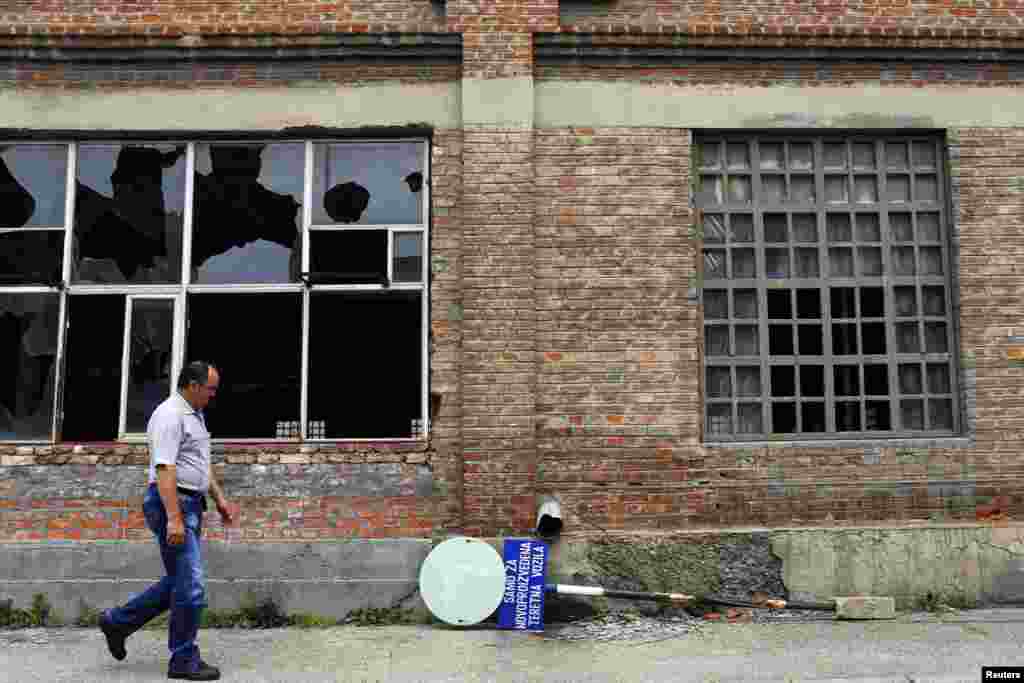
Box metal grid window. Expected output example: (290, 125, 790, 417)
(0, 138, 430, 443)
(695, 134, 958, 441)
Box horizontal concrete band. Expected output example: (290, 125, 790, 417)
(0, 463, 432, 499)
(4, 80, 1024, 130)
(0, 540, 432, 582)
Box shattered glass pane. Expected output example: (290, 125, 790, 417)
(74, 144, 187, 284)
(313, 142, 424, 225)
(703, 214, 728, 242)
(192, 143, 303, 284)
(703, 249, 727, 279)
(125, 299, 174, 434)
(0, 293, 59, 439)
(0, 145, 67, 228)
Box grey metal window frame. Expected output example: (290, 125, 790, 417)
(695, 132, 960, 443)
(0, 138, 431, 444)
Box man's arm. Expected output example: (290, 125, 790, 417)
(208, 468, 235, 525)
(155, 464, 185, 545)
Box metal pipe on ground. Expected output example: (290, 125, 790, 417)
(544, 584, 836, 611)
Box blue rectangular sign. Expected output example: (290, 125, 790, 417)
(497, 539, 548, 631)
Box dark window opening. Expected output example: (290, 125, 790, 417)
(833, 323, 858, 355)
(770, 366, 795, 397)
(835, 401, 861, 431)
(74, 144, 186, 284)
(0, 231, 63, 285)
(866, 400, 891, 430)
(798, 325, 823, 355)
(186, 293, 301, 439)
(61, 295, 125, 442)
(767, 290, 792, 319)
(802, 402, 826, 432)
(860, 287, 884, 317)
(800, 365, 825, 397)
(309, 230, 388, 284)
(308, 291, 422, 438)
(0, 293, 59, 439)
(192, 143, 303, 284)
(769, 325, 793, 355)
(862, 322, 887, 354)
(796, 289, 821, 319)
(772, 402, 797, 433)
(831, 287, 856, 319)
(864, 364, 889, 396)
(835, 365, 860, 396)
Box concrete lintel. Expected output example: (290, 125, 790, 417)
(0, 82, 461, 131)
(536, 81, 1024, 129)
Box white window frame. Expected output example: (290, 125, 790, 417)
(0, 137, 431, 444)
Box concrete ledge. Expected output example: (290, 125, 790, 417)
(834, 596, 896, 620)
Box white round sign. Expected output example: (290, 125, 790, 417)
(418, 537, 506, 626)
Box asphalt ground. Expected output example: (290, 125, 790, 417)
(2, 608, 1023, 682)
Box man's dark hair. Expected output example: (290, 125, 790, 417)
(177, 361, 217, 390)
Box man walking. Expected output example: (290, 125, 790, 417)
(99, 361, 234, 681)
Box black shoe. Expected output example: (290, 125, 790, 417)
(167, 659, 221, 681)
(99, 613, 127, 661)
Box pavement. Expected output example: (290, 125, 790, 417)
(2, 608, 1023, 682)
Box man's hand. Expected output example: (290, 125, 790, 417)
(166, 516, 186, 546)
(216, 499, 237, 526)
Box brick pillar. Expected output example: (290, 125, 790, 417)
(448, 0, 558, 536)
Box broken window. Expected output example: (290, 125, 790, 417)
(698, 135, 957, 439)
(0, 294, 59, 439)
(74, 144, 186, 284)
(308, 291, 422, 438)
(186, 294, 301, 439)
(192, 143, 303, 284)
(0, 137, 429, 444)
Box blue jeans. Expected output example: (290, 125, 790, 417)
(106, 484, 208, 669)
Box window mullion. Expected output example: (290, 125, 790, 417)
(300, 140, 314, 441)
(118, 296, 133, 439)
